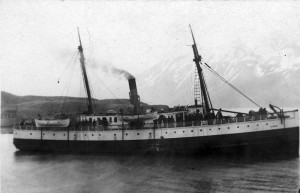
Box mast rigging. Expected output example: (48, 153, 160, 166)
(77, 27, 94, 114)
(189, 25, 213, 116)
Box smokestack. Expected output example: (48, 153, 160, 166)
(128, 78, 141, 115)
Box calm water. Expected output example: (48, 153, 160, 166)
(1, 133, 300, 193)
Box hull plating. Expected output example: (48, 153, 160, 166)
(13, 127, 299, 156)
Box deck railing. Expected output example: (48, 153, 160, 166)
(15, 112, 295, 132)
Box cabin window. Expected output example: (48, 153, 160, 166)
(126, 133, 128, 136)
(174, 131, 176, 133)
(218, 128, 220, 130)
(92, 134, 94, 136)
(109, 117, 112, 123)
(137, 133, 140, 135)
(53, 134, 55, 136)
(149, 132, 151, 135)
(247, 125, 249, 127)
(237, 126, 239, 128)
(114, 117, 117, 122)
(114, 134, 116, 136)
(209, 129, 211, 131)
(64, 134, 66, 136)
(166, 132, 168, 134)
(30, 133, 32, 135)
(200, 129, 202, 132)
(191, 130, 193, 132)
(89, 118, 92, 122)
(183, 131, 185, 133)
(228, 127, 230, 129)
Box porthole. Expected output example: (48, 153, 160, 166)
(53, 134, 55, 136)
(166, 132, 168, 134)
(137, 133, 140, 135)
(237, 126, 239, 128)
(92, 134, 94, 136)
(218, 128, 220, 130)
(114, 134, 116, 136)
(266, 123, 268, 125)
(247, 125, 249, 127)
(126, 133, 128, 136)
(200, 129, 202, 132)
(149, 132, 151, 135)
(84, 134, 87, 136)
(30, 133, 32, 135)
(191, 130, 193, 132)
(183, 131, 185, 133)
(228, 127, 230, 129)
(74, 134, 76, 136)
(64, 134, 66, 136)
(43, 133, 45, 135)
(174, 131, 176, 133)
(99, 134, 101, 136)
(257, 124, 259, 126)
(209, 129, 211, 131)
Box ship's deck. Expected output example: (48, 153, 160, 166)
(15, 111, 297, 132)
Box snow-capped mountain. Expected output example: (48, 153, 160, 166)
(136, 43, 300, 108)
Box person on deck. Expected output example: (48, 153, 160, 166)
(102, 118, 108, 129)
(158, 116, 162, 128)
(153, 119, 158, 129)
(167, 116, 171, 128)
(163, 116, 167, 128)
(217, 109, 223, 124)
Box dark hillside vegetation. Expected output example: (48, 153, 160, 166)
(1, 91, 168, 119)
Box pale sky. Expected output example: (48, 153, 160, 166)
(1, 1, 300, 104)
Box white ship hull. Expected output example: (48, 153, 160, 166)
(13, 110, 299, 156)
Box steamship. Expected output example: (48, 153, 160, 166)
(13, 27, 299, 156)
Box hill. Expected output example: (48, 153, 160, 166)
(1, 91, 168, 119)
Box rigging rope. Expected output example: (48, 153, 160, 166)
(57, 51, 78, 83)
(79, 67, 85, 113)
(80, 65, 90, 111)
(201, 61, 261, 108)
(61, 62, 76, 112)
(55, 52, 79, 113)
(87, 28, 94, 62)
(86, 65, 130, 111)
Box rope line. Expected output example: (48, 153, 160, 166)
(57, 50, 78, 83)
(201, 62, 261, 108)
(55, 52, 79, 113)
(86, 64, 129, 110)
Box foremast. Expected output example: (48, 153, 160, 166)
(77, 28, 94, 114)
(189, 25, 213, 116)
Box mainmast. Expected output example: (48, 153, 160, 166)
(77, 27, 94, 114)
(189, 25, 213, 116)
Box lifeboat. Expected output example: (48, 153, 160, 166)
(118, 111, 158, 122)
(35, 119, 70, 127)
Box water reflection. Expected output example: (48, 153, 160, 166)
(2, 134, 300, 193)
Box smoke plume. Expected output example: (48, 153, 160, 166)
(111, 67, 134, 80)
(88, 58, 135, 80)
